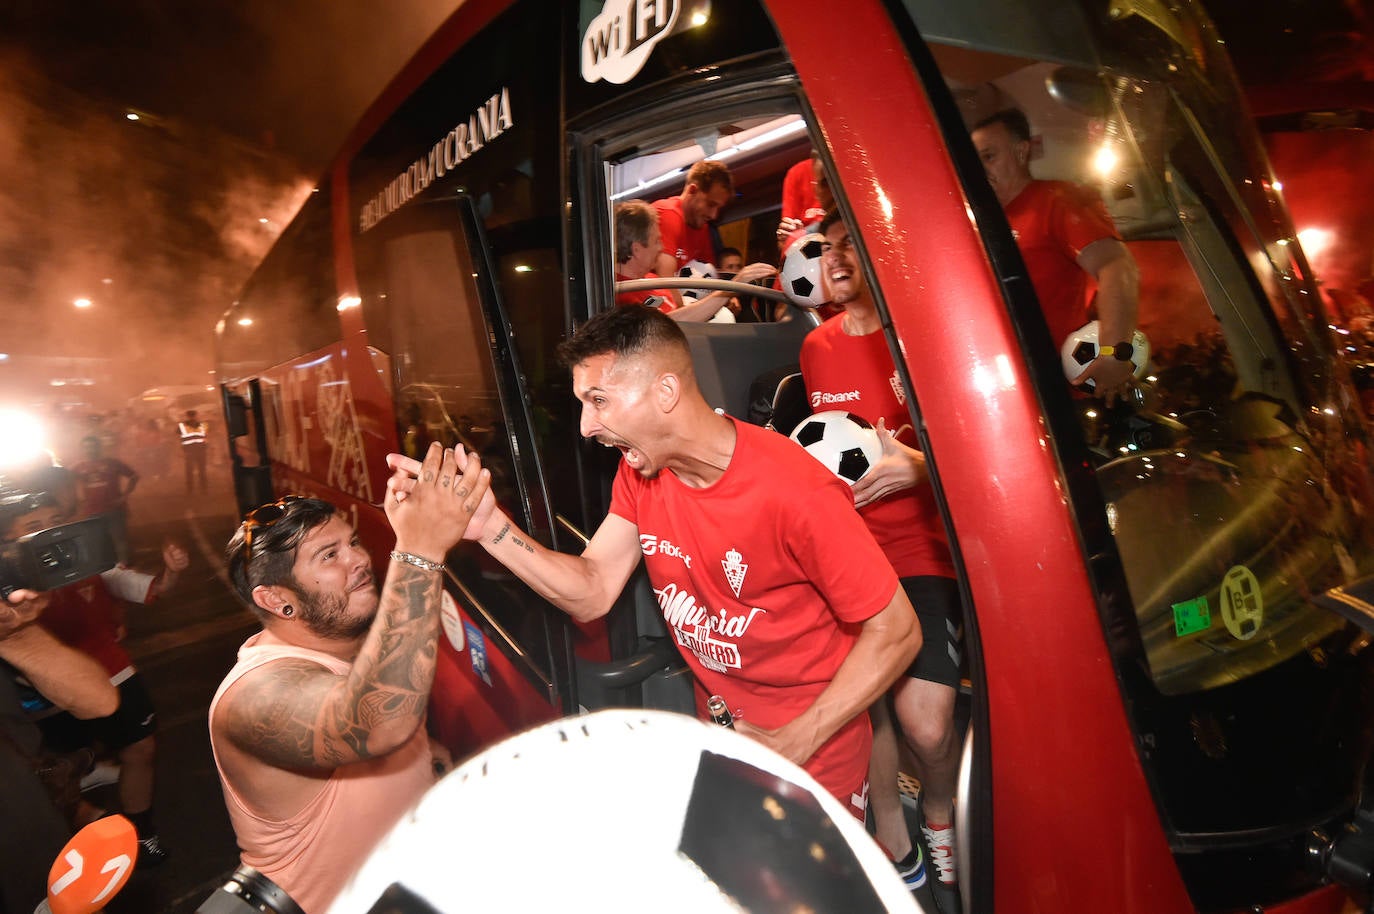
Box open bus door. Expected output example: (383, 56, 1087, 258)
(222, 379, 272, 519)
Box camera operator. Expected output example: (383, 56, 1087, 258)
(0, 582, 120, 914)
(3, 493, 188, 867)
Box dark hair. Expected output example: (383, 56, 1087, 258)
(718, 246, 742, 263)
(818, 207, 844, 237)
(685, 160, 733, 195)
(614, 200, 657, 264)
(971, 108, 1031, 144)
(557, 306, 689, 370)
(225, 496, 336, 613)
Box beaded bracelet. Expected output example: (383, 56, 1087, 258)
(390, 550, 446, 573)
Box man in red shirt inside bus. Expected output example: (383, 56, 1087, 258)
(388, 307, 921, 821)
(652, 160, 733, 276)
(618, 199, 776, 323)
(971, 108, 1140, 405)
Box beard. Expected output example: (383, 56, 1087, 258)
(295, 580, 376, 640)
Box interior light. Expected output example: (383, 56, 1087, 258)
(237, 317, 254, 327)
(73, 298, 92, 309)
(1272, 180, 1283, 191)
(690, 10, 709, 26)
(337, 295, 362, 312)
(125, 112, 139, 121)
(514, 264, 532, 273)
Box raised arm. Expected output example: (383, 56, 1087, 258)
(218, 445, 490, 771)
(479, 508, 642, 622)
(385, 451, 642, 623)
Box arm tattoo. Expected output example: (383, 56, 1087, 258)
(509, 532, 536, 554)
(226, 563, 442, 770)
(491, 522, 510, 545)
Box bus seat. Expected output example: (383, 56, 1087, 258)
(679, 317, 812, 420)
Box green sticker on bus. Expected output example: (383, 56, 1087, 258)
(1173, 596, 1211, 637)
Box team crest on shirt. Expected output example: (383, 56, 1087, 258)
(722, 547, 748, 597)
(888, 369, 906, 405)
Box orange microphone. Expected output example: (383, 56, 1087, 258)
(41, 815, 138, 914)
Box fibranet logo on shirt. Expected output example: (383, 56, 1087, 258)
(810, 389, 862, 409)
(640, 533, 693, 568)
(655, 581, 767, 674)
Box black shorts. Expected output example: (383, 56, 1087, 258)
(38, 673, 158, 753)
(899, 576, 963, 688)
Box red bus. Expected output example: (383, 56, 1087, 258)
(215, 1, 1374, 910)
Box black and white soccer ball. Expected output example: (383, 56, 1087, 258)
(789, 410, 882, 485)
(676, 259, 717, 302)
(779, 233, 829, 309)
(1060, 321, 1151, 390)
(325, 710, 916, 913)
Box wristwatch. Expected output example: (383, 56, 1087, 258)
(1097, 341, 1134, 361)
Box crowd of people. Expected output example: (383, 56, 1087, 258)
(0, 403, 225, 912)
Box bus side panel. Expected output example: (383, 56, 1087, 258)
(766, 2, 1193, 910)
(429, 635, 561, 764)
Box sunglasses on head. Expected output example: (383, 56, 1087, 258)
(241, 495, 307, 552)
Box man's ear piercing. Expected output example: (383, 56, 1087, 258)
(283, 606, 294, 617)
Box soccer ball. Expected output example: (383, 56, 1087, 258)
(779, 233, 829, 308)
(676, 259, 717, 302)
(789, 410, 882, 485)
(1060, 321, 1151, 390)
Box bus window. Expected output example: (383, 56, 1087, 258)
(913, 9, 1374, 905)
(218, 186, 337, 379)
(353, 198, 558, 673)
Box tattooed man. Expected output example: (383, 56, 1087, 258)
(211, 444, 489, 914)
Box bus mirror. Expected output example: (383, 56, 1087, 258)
(1044, 67, 1108, 118)
(226, 395, 249, 438)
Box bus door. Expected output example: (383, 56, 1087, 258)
(221, 378, 272, 518)
(862, 0, 1374, 909)
(350, 185, 586, 756)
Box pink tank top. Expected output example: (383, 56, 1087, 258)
(209, 633, 434, 914)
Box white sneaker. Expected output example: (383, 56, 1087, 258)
(80, 761, 121, 792)
(921, 821, 957, 887)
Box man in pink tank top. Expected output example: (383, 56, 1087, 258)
(210, 444, 490, 914)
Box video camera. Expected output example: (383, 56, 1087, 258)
(0, 471, 116, 599)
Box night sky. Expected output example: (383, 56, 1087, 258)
(0, 0, 461, 402)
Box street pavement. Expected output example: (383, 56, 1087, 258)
(89, 470, 256, 913)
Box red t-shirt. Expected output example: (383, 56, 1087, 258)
(608, 419, 898, 813)
(652, 196, 714, 271)
(1004, 179, 1120, 347)
(41, 572, 153, 677)
(614, 272, 676, 314)
(782, 158, 822, 223)
(71, 457, 136, 516)
(801, 320, 954, 580)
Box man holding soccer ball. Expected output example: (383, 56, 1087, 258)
(386, 306, 920, 821)
(970, 108, 1141, 405)
(800, 209, 964, 899)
